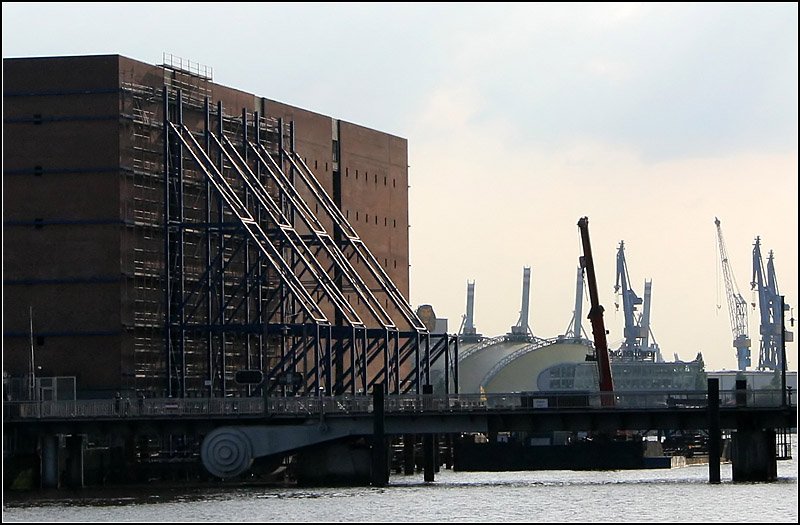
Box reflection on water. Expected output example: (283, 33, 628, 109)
(4, 441, 797, 523)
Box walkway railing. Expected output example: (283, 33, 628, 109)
(3, 389, 794, 420)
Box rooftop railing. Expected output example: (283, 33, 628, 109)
(3, 389, 794, 420)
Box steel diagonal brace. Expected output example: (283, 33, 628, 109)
(248, 143, 395, 328)
(167, 122, 327, 324)
(249, 142, 396, 329)
(213, 133, 364, 328)
(284, 150, 428, 333)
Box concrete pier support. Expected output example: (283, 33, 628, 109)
(65, 434, 85, 489)
(434, 433, 440, 473)
(40, 434, 59, 489)
(707, 378, 721, 484)
(731, 429, 777, 482)
(403, 434, 415, 475)
(423, 433, 435, 482)
(371, 383, 389, 487)
(294, 441, 372, 485)
(423, 384, 435, 482)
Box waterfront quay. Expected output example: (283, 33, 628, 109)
(3, 387, 796, 489)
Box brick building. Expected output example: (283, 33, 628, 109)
(3, 54, 425, 399)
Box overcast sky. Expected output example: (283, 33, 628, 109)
(3, 2, 797, 372)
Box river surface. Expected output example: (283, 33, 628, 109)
(3, 441, 797, 523)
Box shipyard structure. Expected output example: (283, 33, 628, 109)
(440, 254, 706, 398)
(445, 236, 794, 398)
(3, 54, 439, 402)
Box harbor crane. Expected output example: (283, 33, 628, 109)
(577, 217, 614, 401)
(614, 241, 662, 362)
(714, 217, 751, 371)
(751, 237, 793, 371)
(508, 266, 534, 341)
(562, 262, 590, 342)
(458, 280, 482, 343)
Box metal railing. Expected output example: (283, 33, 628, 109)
(3, 389, 794, 420)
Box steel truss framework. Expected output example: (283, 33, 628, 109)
(162, 87, 456, 398)
(751, 237, 783, 371)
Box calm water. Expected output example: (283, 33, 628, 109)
(3, 441, 797, 523)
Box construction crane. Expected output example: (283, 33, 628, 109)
(577, 217, 614, 400)
(714, 217, 751, 371)
(751, 237, 791, 371)
(614, 241, 662, 362)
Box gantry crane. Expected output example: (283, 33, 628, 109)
(714, 217, 751, 371)
(508, 266, 534, 341)
(458, 280, 482, 343)
(751, 237, 785, 371)
(614, 241, 662, 362)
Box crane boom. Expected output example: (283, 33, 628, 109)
(714, 217, 751, 371)
(577, 217, 614, 399)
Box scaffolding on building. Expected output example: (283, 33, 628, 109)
(120, 74, 452, 399)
